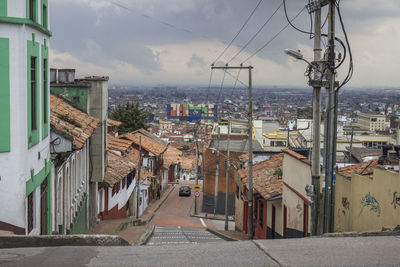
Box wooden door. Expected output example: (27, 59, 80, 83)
(40, 178, 48, 235)
(271, 205, 276, 239)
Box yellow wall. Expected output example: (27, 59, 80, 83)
(335, 167, 400, 232)
(235, 188, 244, 231)
(266, 199, 283, 237)
(282, 154, 312, 235)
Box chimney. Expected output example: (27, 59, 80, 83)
(50, 68, 57, 83)
(58, 69, 75, 83)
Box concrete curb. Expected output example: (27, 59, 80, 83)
(191, 213, 235, 222)
(319, 230, 400, 238)
(206, 228, 237, 241)
(0, 235, 130, 249)
(135, 225, 155, 246)
(252, 240, 282, 266)
(117, 184, 176, 232)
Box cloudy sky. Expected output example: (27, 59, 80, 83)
(50, 0, 400, 88)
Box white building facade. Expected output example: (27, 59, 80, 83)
(0, 0, 52, 235)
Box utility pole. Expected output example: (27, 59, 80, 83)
(136, 136, 142, 219)
(323, 0, 337, 233)
(194, 125, 199, 215)
(213, 127, 220, 216)
(310, 5, 322, 236)
(212, 64, 253, 239)
(225, 120, 231, 230)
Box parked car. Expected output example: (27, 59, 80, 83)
(179, 186, 191, 196)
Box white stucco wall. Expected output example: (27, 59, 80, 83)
(0, 10, 51, 233)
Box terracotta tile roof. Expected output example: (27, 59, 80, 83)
(239, 153, 284, 200)
(50, 94, 99, 149)
(163, 146, 183, 169)
(238, 153, 250, 162)
(104, 151, 136, 187)
(120, 132, 167, 156)
(125, 148, 140, 166)
(107, 134, 132, 153)
(107, 118, 122, 127)
(180, 156, 195, 170)
(282, 149, 307, 160)
(123, 148, 153, 183)
(339, 159, 378, 177)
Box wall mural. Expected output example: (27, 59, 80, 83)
(359, 193, 381, 216)
(391, 192, 400, 209)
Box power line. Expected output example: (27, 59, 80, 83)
(242, 6, 306, 64)
(216, 69, 227, 104)
(227, 1, 284, 64)
(204, 68, 215, 105)
(213, 0, 264, 64)
(283, 0, 313, 36)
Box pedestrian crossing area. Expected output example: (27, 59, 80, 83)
(146, 226, 224, 246)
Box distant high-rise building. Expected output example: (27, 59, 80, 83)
(357, 113, 388, 132)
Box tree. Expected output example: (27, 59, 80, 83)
(297, 106, 313, 119)
(109, 102, 149, 134)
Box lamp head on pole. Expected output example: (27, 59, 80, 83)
(284, 49, 304, 60)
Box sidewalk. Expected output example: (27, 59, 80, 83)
(191, 184, 246, 241)
(90, 184, 176, 244)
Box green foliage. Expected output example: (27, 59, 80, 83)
(109, 102, 149, 134)
(57, 113, 82, 128)
(274, 168, 283, 179)
(297, 106, 313, 119)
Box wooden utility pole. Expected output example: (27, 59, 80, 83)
(136, 136, 142, 219)
(224, 121, 231, 230)
(212, 65, 253, 239)
(194, 124, 200, 215)
(213, 127, 220, 216)
(311, 4, 322, 236)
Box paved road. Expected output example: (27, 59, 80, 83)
(150, 180, 208, 229)
(2, 236, 400, 266)
(147, 226, 223, 246)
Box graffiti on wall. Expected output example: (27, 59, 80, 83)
(359, 193, 380, 216)
(391, 192, 400, 209)
(341, 197, 350, 215)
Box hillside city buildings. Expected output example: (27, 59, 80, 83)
(1, 0, 400, 241)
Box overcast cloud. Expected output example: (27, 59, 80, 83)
(49, 0, 400, 88)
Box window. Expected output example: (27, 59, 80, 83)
(29, 0, 36, 21)
(236, 186, 239, 199)
(30, 56, 37, 131)
(43, 59, 47, 124)
(42, 4, 48, 28)
(28, 192, 34, 233)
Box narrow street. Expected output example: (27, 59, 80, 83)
(147, 180, 227, 245)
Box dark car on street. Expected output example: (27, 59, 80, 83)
(179, 186, 191, 196)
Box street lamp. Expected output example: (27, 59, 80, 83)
(284, 49, 323, 74)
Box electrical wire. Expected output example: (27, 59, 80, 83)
(231, 69, 242, 97)
(283, 0, 313, 36)
(241, 6, 306, 64)
(213, 0, 264, 64)
(204, 68, 214, 105)
(335, 0, 353, 91)
(216, 70, 227, 104)
(227, 1, 283, 64)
